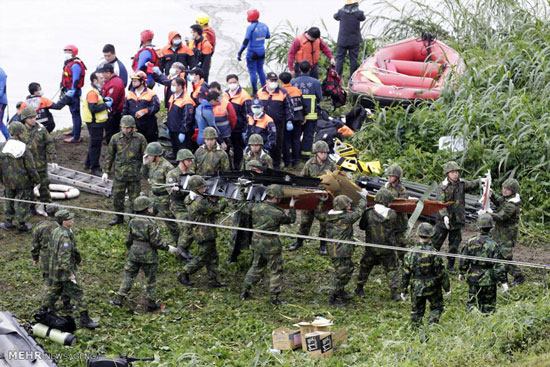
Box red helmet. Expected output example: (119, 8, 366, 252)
(140, 29, 154, 43)
(63, 44, 78, 57)
(247, 9, 260, 22)
(131, 71, 147, 82)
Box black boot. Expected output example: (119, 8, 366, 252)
(17, 222, 32, 232)
(0, 221, 15, 231)
(146, 299, 161, 312)
(391, 290, 401, 302)
(354, 284, 364, 297)
(208, 280, 228, 289)
(340, 290, 354, 300)
(109, 215, 124, 226)
(61, 299, 73, 312)
(328, 293, 346, 307)
(240, 288, 251, 300)
(270, 295, 287, 306)
(511, 275, 526, 287)
(288, 239, 303, 251)
(447, 258, 457, 274)
(177, 272, 194, 286)
(109, 295, 124, 307)
(79, 311, 99, 329)
(319, 241, 328, 256)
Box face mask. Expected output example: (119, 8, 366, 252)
(64, 53, 73, 61)
(228, 83, 239, 91)
(169, 68, 178, 76)
(268, 81, 278, 89)
(38, 91, 44, 97)
(170, 86, 177, 93)
(252, 107, 262, 116)
(173, 38, 182, 45)
(187, 74, 194, 82)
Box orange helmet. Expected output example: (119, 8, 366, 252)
(247, 9, 260, 22)
(63, 44, 78, 57)
(140, 29, 154, 43)
(131, 71, 147, 82)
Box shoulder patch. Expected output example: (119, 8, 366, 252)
(63, 242, 69, 248)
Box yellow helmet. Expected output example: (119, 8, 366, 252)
(196, 13, 210, 26)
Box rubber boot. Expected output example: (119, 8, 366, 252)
(177, 272, 194, 286)
(109, 295, 124, 307)
(354, 284, 364, 297)
(146, 299, 161, 312)
(79, 311, 99, 329)
(319, 241, 328, 256)
(446, 258, 457, 274)
(270, 294, 287, 306)
(288, 239, 303, 251)
(109, 215, 124, 226)
(328, 293, 346, 307)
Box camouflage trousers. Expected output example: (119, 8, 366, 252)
(431, 224, 462, 268)
(153, 196, 179, 244)
(500, 242, 524, 281)
(36, 169, 52, 203)
(467, 284, 497, 313)
(183, 240, 219, 283)
(244, 252, 284, 295)
(411, 290, 444, 325)
(298, 210, 327, 242)
(3, 188, 33, 223)
(357, 248, 399, 293)
(117, 260, 158, 300)
(228, 211, 252, 261)
(331, 257, 354, 296)
(172, 207, 193, 250)
(42, 280, 86, 312)
(42, 272, 70, 305)
(394, 230, 408, 263)
(112, 179, 140, 212)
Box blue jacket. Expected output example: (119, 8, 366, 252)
(195, 100, 220, 145)
(110, 58, 128, 87)
(291, 74, 322, 120)
(136, 48, 155, 86)
(0, 67, 7, 105)
(239, 21, 270, 57)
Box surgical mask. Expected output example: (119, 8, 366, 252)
(38, 91, 44, 97)
(252, 107, 262, 116)
(169, 68, 178, 76)
(64, 53, 73, 61)
(170, 86, 177, 93)
(228, 83, 239, 91)
(268, 81, 278, 89)
(187, 74, 194, 82)
(173, 38, 182, 46)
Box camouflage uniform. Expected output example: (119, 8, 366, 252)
(167, 165, 194, 251)
(385, 181, 409, 260)
(117, 216, 169, 300)
(242, 149, 274, 171)
(459, 232, 506, 313)
(25, 123, 56, 202)
(402, 239, 450, 325)
(0, 136, 40, 227)
(241, 201, 296, 296)
(181, 194, 227, 284)
(195, 143, 230, 176)
(104, 131, 147, 212)
(142, 157, 179, 243)
(31, 218, 60, 282)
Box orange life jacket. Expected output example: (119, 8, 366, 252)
(213, 98, 231, 138)
(62, 58, 87, 89)
(295, 34, 321, 66)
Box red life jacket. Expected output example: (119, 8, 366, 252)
(62, 58, 87, 89)
(132, 45, 160, 71)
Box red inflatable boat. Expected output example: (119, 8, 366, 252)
(349, 37, 465, 106)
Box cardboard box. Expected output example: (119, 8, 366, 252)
(332, 328, 347, 350)
(294, 322, 315, 352)
(311, 319, 333, 333)
(272, 327, 301, 351)
(304, 331, 333, 359)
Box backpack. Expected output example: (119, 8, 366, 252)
(34, 311, 76, 333)
(322, 66, 347, 108)
(314, 113, 344, 152)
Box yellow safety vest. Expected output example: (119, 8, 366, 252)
(82, 88, 108, 123)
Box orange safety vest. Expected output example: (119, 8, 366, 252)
(256, 88, 286, 102)
(126, 88, 156, 103)
(192, 79, 207, 100)
(227, 89, 251, 105)
(62, 58, 87, 89)
(213, 98, 231, 138)
(295, 34, 321, 66)
(168, 93, 195, 110)
(247, 113, 273, 129)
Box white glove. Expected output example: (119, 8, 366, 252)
(318, 193, 329, 201)
(168, 245, 178, 254)
(477, 209, 487, 216)
(458, 274, 464, 282)
(101, 173, 108, 183)
(51, 163, 59, 173)
(360, 189, 368, 199)
(142, 154, 148, 165)
(400, 293, 407, 302)
(443, 216, 450, 229)
(172, 185, 180, 192)
(289, 197, 296, 208)
(445, 290, 452, 297)
(502, 283, 509, 293)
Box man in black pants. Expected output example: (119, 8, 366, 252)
(334, 0, 366, 78)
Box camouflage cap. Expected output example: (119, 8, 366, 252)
(55, 209, 74, 221)
(502, 178, 520, 193)
(203, 127, 218, 139)
(375, 188, 394, 205)
(477, 213, 494, 229)
(145, 142, 163, 156)
(417, 222, 434, 238)
(8, 121, 26, 136)
(21, 107, 37, 120)
(45, 204, 59, 216)
(312, 141, 329, 153)
(133, 196, 152, 212)
(386, 163, 403, 179)
(444, 161, 461, 174)
(121, 115, 136, 128)
(265, 184, 284, 198)
(333, 194, 352, 210)
(176, 149, 194, 161)
(248, 133, 264, 145)
(188, 175, 207, 191)
(246, 160, 264, 171)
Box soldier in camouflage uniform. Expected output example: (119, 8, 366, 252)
(487, 178, 525, 286)
(21, 107, 57, 209)
(177, 175, 228, 288)
(142, 142, 179, 244)
(402, 223, 450, 326)
(289, 141, 336, 255)
(40, 210, 99, 329)
(432, 161, 480, 273)
(111, 196, 178, 311)
(103, 115, 147, 225)
(240, 185, 296, 306)
(242, 134, 274, 171)
(315, 193, 368, 306)
(195, 127, 230, 176)
(356, 188, 401, 301)
(459, 214, 508, 313)
(0, 121, 40, 232)
(385, 164, 409, 263)
(167, 149, 196, 261)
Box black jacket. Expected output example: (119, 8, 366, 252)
(334, 4, 366, 47)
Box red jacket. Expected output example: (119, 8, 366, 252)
(102, 75, 125, 113)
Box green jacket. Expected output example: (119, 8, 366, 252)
(25, 123, 56, 172)
(242, 150, 273, 170)
(48, 226, 81, 282)
(142, 157, 174, 197)
(436, 177, 480, 229)
(31, 219, 59, 275)
(301, 157, 336, 178)
(195, 143, 230, 176)
(459, 233, 506, 286)
(385, 181, 408, 232)
(0, 139, 40, 189)
(126, 217, 168, 264)
(402, 241, 450, 296)
(359, 205, 397, 256)
(104, 131, 147, 181)
(490, 193, 520, 247)
(185, 193, 227, 242)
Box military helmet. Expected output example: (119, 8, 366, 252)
(333, 195, 352, 210)
(121, 115, 136, 128)
(21, 107, 37, 120)
(265, 184, 284, 199)
(134, 196, 152, 212)
(8, 121, 26, 136)
(246, 160, 264, 171)
(176, 149, 194, 161)
(145, 142, 163, 156)
(188, 175, 207, 191)
(55, 209, 74, 222)
(417, 222, 434, 238)
(248, 134, 264, 146)
(386, 163, 403, 179)
(312, 141, 329, 153)
(45, 204, 59, 217)
(477, 213, 494, 229)
(502, 178, 520, 194)
(203, 126, 218, 139)
(375, 188, 394, 205)
(444, 161, 461, 174)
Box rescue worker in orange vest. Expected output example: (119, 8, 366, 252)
(246, 99, 276, 154)
(189, 25, 213, 82)
(123, 71, 160, 143)
(17, 82, 68, 133)
(160, 31, 194, 75)
(287, 27, 335, 79)
(279, 72, 305, 167)
(196, 13, 216, 54)
(132, 29, 161, 89)
(152, 61, 187, 108)
(256, 72, 293, 169)
(188, 67, 209, 105)
(60, 44, 86, 143)
(209, 82, 237, 166)
(166, 77, 195, 159)
(225, 74, 252, 169)
(82, 72, 111, 176)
